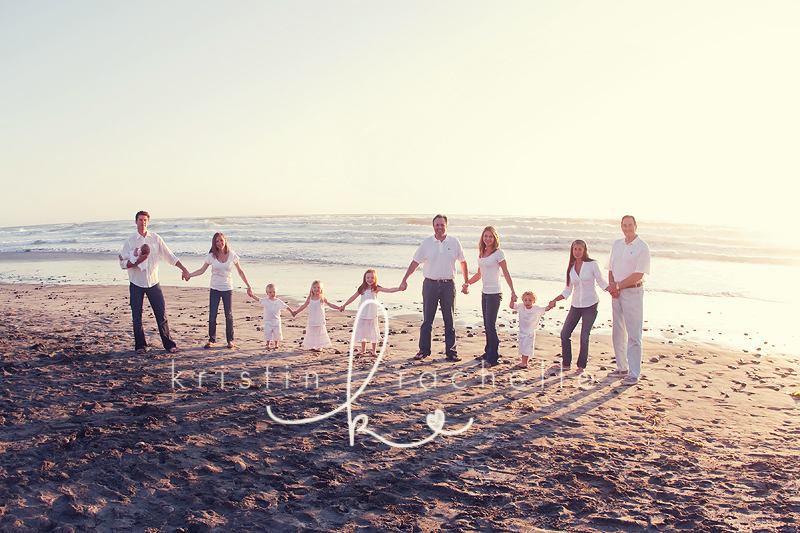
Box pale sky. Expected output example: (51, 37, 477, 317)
(1, 1, 798, 232)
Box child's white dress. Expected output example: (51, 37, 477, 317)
(353, 289, 381, 343)
(514, 303, 547, 357)
(303, 299, 332, 349)
(259, 298, 288, 341)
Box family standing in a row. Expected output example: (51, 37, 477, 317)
(119, 212, 650, 384)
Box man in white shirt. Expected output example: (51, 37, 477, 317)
(119, 211, 190, 355)
(606, 215, 651, 385)
(400, 215, 469, 362)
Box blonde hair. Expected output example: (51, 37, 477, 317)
(309, 280, 324, 299)
(521, 290, 537, 303)
(266, 283, 276, 292)
(479, 226, 500, 256)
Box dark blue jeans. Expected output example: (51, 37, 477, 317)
(482, 292, 502, 364)
(130, 282, 176, 351)
(209, 289, 234, 343)
(560, 303, 598, 369)
(419, 278, 457, 356)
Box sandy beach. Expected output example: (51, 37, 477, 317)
(1, 283, 798, 532)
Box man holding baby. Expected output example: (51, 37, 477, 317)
(119, 210, 190, 355)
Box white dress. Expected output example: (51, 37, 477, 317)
(513, 303, 547, 357)
(353, 289, 380, 343)
(303, 299, 332, 349)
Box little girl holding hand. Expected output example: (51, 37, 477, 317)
(294, 280, 340, 351)
(340, 269, 400, 355)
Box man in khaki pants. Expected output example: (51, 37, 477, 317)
(606, 215, 650, 385)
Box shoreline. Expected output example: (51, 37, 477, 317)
(1, 251, 797, 357)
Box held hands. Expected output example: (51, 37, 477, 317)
(246, 287, 255, 298)
(399, 280, 408, 292)
(545, 300, 556, 311)
(181, 269, 191, 282)
(461, 283, 469, 295)
(605, 286, 620, 298)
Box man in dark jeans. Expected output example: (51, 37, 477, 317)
(119, 211, 190, 355)
(399, 215, 469, 362)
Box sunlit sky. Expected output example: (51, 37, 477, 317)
(1, 1, 798, 232)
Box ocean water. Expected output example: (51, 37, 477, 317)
(1, 214, 798, 355)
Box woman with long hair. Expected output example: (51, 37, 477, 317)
(187, 232, 254, 349)
(546, 239, 609, 373)
(462, 226, 516, 367)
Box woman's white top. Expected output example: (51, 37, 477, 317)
(477, 249, 506, 294)
(559, 260, 609, 308)
(205, 251, 240, 291)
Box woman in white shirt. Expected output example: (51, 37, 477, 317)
(546, 240, 608, 373)
(463, 226, 516, 367)
(188, 233, 254, 349)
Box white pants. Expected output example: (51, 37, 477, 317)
(518, 333, 534, 357)
(611, 286, 644, 378)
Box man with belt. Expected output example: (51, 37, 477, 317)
(120, 210, 191, 355)
(400, 214, 469, 362)
(606, 215, 651, 385)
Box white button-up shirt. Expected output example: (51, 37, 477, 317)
(119, 231, 180, 288)
(560, 260, 609, 308)
(605, 236, 650, 282)
(412, 235, 466, 280)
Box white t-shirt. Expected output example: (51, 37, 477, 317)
(514, 303, 547, 336)
(412, 235, 466, 280)
(205, 251, 240, 291)
(559, 260, 609, 308)
(605, 236, 650, 282)
(477, 249, 506, 294)
(259, 298, 289, 324)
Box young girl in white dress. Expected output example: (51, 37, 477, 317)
(293, 280, 341, 351)
(340, 269, 401, 355)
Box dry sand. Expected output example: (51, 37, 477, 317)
(1, 283, 799, 533)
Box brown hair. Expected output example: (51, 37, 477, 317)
(209, 232, 229, 260)
(357, 269, 378, 295)
(135, 210, 150, 221)
(566, 239, 594, 286)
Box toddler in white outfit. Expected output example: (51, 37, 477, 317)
(249, 283, 295, 350)
(510, 291, 547, 369)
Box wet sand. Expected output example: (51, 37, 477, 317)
(1, 283, 798, 532)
